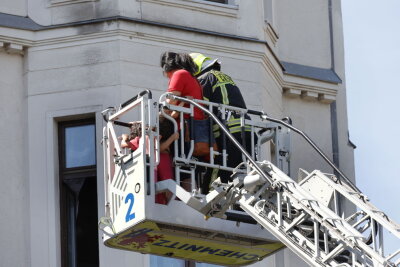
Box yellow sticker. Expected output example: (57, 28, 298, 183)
(105, 221, 284, 266)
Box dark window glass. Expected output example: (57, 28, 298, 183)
(59, 118, 98, 267)
(205, 0, 228, 3)
(65, 125, 96, 168)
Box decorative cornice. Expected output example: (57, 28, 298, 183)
(139, 0, 238, 18)
(0, 41, 25, 55)
(0, 13, 341, 103)
(49, 0, 99, 8)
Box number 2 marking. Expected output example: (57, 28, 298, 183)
(125, 193, 135, 222)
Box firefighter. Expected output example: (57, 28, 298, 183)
(190, 53, 254, 189)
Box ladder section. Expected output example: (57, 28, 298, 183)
(235, 162, 400, 267)
(101, 92, 399, 266)
(299, 169, 400, 266)
(160, 94, 400, 266)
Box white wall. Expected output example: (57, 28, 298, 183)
(0, 52, 30, 267)
(0, 1, 355, 266)
(276, 0, 332, 68)
(0, 0, 27, 16)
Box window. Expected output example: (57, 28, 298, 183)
(59, 118, 99, 267)
(50, 0, 99, 7)
(204, 0, 236, 4)
(150, 256, 186, 266)
(205, 0, 227, 3)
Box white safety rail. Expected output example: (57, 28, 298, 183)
(232, 163, 400, 267)
(160, 93, 400, 267)
(101, 91, 399, 266)
(158, 92, 291, 193)
(101, 91, 159, 229)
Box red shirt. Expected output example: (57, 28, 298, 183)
(127, 136, 140, 151)
(167, 69, 205, 120)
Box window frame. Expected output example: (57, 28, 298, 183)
(139, 0, 238, 18)
(58, 117, 98, 267)
(59, 118, 97, 174)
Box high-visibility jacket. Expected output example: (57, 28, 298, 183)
(198, 70, 250, 137)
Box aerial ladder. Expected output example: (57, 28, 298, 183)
(100, 90, 400, 267)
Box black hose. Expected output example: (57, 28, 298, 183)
(121, 90, 152, 108)
(259, 113, 361, 193)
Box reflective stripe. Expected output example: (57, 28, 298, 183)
(220, 84, 229, 105)
(212, 116, 251, 139)
(211, 70, 236, 86)
(227, 118, 241, 126)
(210, 70, 236, 105)
(203, 96, 210, 101)
(211, 82, 231, 92)
(210, 168, 219, 185)
(229, 125, 252, 134)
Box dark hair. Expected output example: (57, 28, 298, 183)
(159, 115, 174, 143)
(159, 115, 175, 154)
(160, 52, 197, 76)
(129, 122, 142, 139)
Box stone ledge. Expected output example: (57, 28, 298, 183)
(0, 41, 25, 55)
(283, 87, 335, 103)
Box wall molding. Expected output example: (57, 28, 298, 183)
(0, 13, 341, 103)
(0, 41, 25, 55)
(264, 22, 278, 46)
(139, 0, 238, 18)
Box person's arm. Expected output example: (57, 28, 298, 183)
(170, 99, 187, 118)
(121, 134, 130, 148)
(166, 91, 182, 118)
(160, 132, 179, 153)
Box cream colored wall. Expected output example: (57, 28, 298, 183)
(27, 0, 267, 40)
(0, 0, 356, 266)
(283, 97, 334, 176)
(331, 0, 355, 182)
(25, 37, 149, 266)
(21, 19, 283, 265)
(0, 52, 29, 267)
(275, 0, 332, 68)
(0, 0, 27, 16)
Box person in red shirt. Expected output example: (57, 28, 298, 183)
(160, 52, 205, 121)
(160, 52, 215, 192)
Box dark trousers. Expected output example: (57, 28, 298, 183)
(201, 131, 254, 193)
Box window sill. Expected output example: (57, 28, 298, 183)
(140, 0, 239, 18)
(49, 0, 98, 7)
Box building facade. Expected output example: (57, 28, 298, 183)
(0, 0, 355, 266)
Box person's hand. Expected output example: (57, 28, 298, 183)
(121, 134, 129, 148)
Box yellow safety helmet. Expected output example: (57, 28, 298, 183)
(190, 53, 220, 76)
